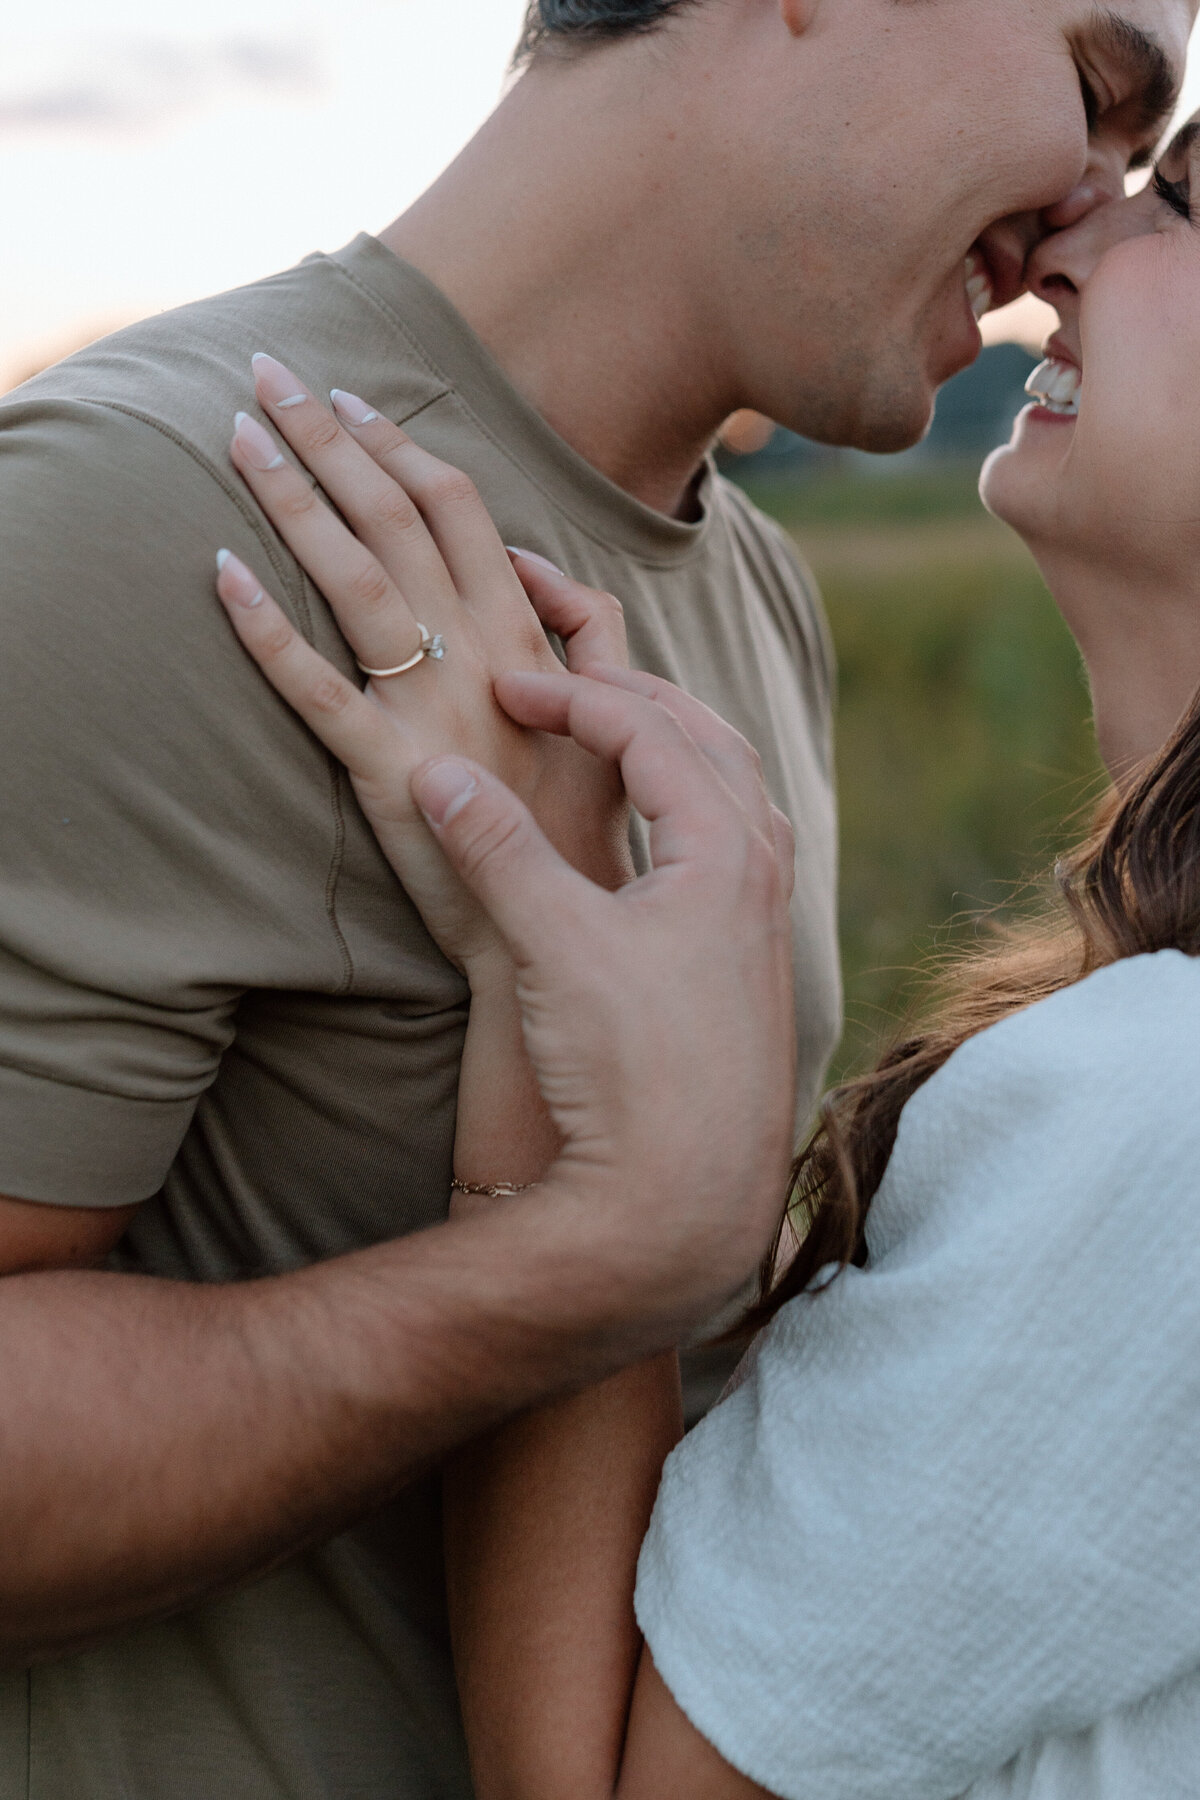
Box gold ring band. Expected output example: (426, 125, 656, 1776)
(358, 625, 446, 679)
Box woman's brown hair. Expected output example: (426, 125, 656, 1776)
(745, 692, 1200, 1331)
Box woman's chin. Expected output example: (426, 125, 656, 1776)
(980, 402, 1076, 537)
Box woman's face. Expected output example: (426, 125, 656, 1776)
(982, 115, 1200, 605)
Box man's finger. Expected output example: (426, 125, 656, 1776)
(411, 759, 595, 965)
(578, 664, 778, 840)
(494, 669, 759, 872)
(498, 663, 777, 841)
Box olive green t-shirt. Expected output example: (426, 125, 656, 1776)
(0, 235, 840, 1799)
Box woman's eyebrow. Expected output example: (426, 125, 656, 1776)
(1088, 9, 1180, 135)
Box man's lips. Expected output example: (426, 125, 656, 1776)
(970, 237, 1027, 316)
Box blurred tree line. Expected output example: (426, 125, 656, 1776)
(724, 347, 1106, 1087)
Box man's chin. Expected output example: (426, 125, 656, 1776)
(837, 365, 937, 455)
(773, 359, 936, 456)
(788, 394, 933, 457)
(849, 408, 934, 456)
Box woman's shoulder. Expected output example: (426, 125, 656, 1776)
(870, 948, 1200, 1263)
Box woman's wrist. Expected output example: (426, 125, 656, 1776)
(461, 943, 518, 1001)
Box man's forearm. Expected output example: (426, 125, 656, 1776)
(0, 1190, 677, 1666)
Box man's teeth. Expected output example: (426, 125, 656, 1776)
(965, 251, 993, 321)
(1024, 357, 1082, 416)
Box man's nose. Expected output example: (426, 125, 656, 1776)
(1026, 187, 1157, 305)
(1015, 147, 1133, 276)
(1040, 175, 1122, 233)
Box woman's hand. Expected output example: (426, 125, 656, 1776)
(215, 353, 631, 980)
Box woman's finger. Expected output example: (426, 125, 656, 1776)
(506, 551, 630, 672)
(214, 550, 412, 785)
(229, 408, 430, 677)
(251, 357, 461, 628)
(326, 390, 531, 616)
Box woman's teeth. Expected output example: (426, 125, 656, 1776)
(1024, 357, 1082, 416)
(965, 251, 993, 321)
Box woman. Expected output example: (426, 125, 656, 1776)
(213, 117, 1200, 1800)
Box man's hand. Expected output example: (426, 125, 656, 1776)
(412, 662, 800, 1330)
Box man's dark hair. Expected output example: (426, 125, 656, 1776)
(515, 0, 698, 63)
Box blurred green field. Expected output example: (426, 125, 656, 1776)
(744, 463, 1106, 1088)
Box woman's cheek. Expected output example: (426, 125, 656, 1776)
(1066, 256, 1200, 562)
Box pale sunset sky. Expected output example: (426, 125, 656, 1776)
(3, 1, 1199, 389)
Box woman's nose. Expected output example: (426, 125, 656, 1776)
(1026, 185, 1159, 306)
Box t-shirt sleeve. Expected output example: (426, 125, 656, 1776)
(635, 951, 1200, 1800)
(0, 394, 347, 1206)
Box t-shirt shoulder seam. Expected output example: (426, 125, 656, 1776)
(89, 401, 311, 621)
(87, 401, 357, 996)
(324, 256, 457, 399)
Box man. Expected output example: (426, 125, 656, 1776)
(0, 0, 1188, 1794)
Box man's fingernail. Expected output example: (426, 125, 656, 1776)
(252, 352, 308, 409)
(216, 549, 265, 607)
(330, 388, 381, 427)
(506, 547, 565, 576)
(414, 760, 479, 827)
(233, 412, 286, 471)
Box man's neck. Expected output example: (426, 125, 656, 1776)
(380, 52, 739, 520)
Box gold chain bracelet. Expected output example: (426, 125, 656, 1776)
(450, 1179, 538, 1199)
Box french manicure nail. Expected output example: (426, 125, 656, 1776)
(506, 546, 565, 576)
(251, 352, 308, 409)
(215, 549, 265, 607)
(415, 760, 479, 827)
(329, 388, 381, 427)
(233, 411, 286, 471)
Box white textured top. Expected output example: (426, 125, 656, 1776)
(636, 950, 1200, 1800)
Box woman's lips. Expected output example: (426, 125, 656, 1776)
(1024, 356, 1082, 418)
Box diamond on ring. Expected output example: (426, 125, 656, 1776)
(356, 625, 447, 680)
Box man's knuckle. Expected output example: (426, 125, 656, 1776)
(455, 809, 525, 879)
